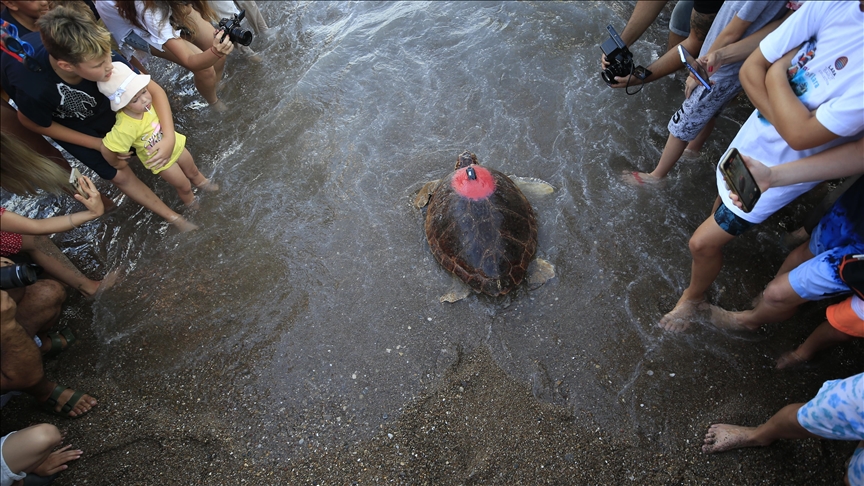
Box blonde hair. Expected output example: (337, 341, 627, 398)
(1, 131, 71, 196)
(37, 4, 111, 64)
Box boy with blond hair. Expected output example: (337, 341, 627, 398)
(0, 5, 197, 231)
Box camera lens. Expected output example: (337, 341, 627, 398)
(230, 27, 253, 46)
(601, 69, 616, 85)
(0, 263, 41, 289)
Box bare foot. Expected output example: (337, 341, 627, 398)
(184, 196, 200, 210)
(210, 99, 228, 113)
(93, 268, 121, 298)
(622, 171, 662, 187)
(42, 385, 97, 418)
(776, 350, 808, 370)
(32, 444, 83, 476)
(168, 215, 199, 232)
(659, 298, 704, 332)
(681, 148, 700, 160)
(707, 304, 756, 331)
(702, 424, 759, 453)
(195, 179, 220, 192)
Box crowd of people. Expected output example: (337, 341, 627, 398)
(0, 0, 861, 484)
(606, 1, 863, 483)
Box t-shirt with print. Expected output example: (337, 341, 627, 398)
(0, 31, 133, 137)
(716, 0, 864, 224)
(102, 108, 187, 174)
(699, 0, 788, 83)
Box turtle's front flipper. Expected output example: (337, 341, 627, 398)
(509, 176, 554, 198)
(527, 258, 555, 288)
(440, 280, 472, 303)
(413, 180, 440, 208)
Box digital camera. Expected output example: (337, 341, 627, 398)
(599, 25, 651, 85)
(0, 263, 42, 289)
(218, 9, 253, 46)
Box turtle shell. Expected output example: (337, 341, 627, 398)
(425, 163, 537, 296)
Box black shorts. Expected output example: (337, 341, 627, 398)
(57, 140, 118, 180)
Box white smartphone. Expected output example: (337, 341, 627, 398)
(69, 167, 89, 199)
(677, 45, 712, 92)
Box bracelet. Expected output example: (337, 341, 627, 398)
(68, 214, 79, 229)
(210, 46, 224, 58)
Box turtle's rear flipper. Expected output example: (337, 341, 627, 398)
(439, 281, 472, 303)
(509, 176, 554, 198)
(413, 180, 440, 208)
(527, 258, 555, 288)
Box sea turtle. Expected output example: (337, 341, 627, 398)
(414, 151, 555, 302)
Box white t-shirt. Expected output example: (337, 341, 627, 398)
(95, 0, 180, 53)
(716, 0, 864, 223)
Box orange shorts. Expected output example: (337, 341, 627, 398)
(826, 297, 864, 338)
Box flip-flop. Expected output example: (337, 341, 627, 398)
(41, 328, 76, 358)
(631, 171, 645, 185)
(43, 385, 89, 418)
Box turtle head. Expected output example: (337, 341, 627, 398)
(455, 151, 478, 170)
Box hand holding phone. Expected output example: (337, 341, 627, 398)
(69, 168, 89, 199)
(719, 148, 761, 212)
(678, 45, 712, 93)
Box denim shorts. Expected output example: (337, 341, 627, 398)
(669, 0, 693, 37)
(713, 203, 755, 237)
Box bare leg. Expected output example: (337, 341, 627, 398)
(21, 235, 100, 298)
(150, 40, 222, 109)
(158, 163, 196, 207)
(7, 279, 65, 335)
(660, 214, 735, 331)
(703, 403, 817, 453)
(684, 117, 715, 156)
(236, 0, 269, 33)
(1, 424, 63, 474)
(109, 165, 198, 231)
(667, 31, 686, 52)
(776, 321, 856, 369)
(708, 273, 808, 331)
(623, 133, 688, 185)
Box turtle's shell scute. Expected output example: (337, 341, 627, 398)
(425, 167, 537, 296)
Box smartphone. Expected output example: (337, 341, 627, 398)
(677, 45, 712, 92)
(719, 148, 761, 213)
(69, 167, 89, 199)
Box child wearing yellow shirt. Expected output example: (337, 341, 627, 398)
(98, 62, 218, 208)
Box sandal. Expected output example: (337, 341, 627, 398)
(42, 385, 94, 418)
(39, 328, 76, 358)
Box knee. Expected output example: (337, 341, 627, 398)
(762, 278, 798, 308)
(32, 279, 67, 308)
(193, 66, 217, 85)
(689, 234, 720, 258)
(25, 423, 62, 452)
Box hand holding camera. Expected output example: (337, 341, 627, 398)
(218, 10, 253, 47)
(599, 25, 652, 91)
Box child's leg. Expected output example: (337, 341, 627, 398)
(622, 133, 688, 185)
(684, 117, 716, 155)
(175, 149, 219, 192)
(158, 164, 196, 207)
(777, 320, 855, 369)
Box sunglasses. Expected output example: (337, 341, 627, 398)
(1, 20, 41, 72)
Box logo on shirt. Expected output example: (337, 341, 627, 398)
(53, 84, 96, 120)
(835, 57, 848, 71)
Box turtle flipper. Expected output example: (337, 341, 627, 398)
(413, 180, 440, 208)
(509, 176, 554, 198)
(527, 258, 555, 288)
(439, 280, 472, 303)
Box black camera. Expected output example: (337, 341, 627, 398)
(599, 25, 651, 85)
(0, 263, 42, 289)
(218, 9, 253, 46)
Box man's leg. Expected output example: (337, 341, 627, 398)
(702, 403, 817, 453)
(660, 213, 736, 331)
(6, 279, 66, 336)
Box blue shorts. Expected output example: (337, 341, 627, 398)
(669, 0, 693, 37)
(788, 204, 864, 300)
(714, 203, 755, 236)
(57, 140, 118, 180)
(796, 373, 864, 484)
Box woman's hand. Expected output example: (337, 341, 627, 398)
(75, 176, 105, 217)
(700, 51, 723, 76)
(212, 29, 235, 57)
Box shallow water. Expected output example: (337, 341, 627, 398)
(3, 1, 861, 475)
